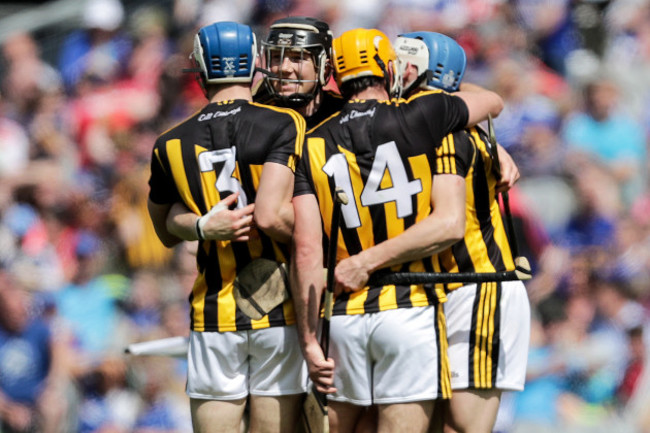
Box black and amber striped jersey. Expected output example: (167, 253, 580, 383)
(432, 126, 515, 292)
(294, 90, 469, 316)
(148, 99, 305, 332)
(253, 83, 345, 129)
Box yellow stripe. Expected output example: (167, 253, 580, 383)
(247, 164, 264, 259)
(437, 306, 452, 399)
(486, 282, 498, 387)
(378, 286, 397, 311)
(166, 139, 201, 214)
(345, 290, 369, 314)
(217, 244, 237, 332)
(191, 272, 208, 331)
(408, 154, 432, 224)
(339, 145, 373, 251)
(448, 133, 457, 174)
(474, 283, 486, 386)
(442, 137, 450, 174)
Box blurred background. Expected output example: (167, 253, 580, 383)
(0, 0, 649, 432)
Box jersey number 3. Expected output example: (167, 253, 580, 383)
(198, 146, 248, 207)
(323, 141, 422, 228)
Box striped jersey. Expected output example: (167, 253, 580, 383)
(148, 99, 305, 332)
(294, 90, 469, 316)
(432, 126, 515, 292)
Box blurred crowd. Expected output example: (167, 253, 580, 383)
(0, 0, 649, 432)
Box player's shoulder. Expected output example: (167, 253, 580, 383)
(154, 108, 204, 145)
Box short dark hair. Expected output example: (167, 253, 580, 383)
(339, 76, 386, 100)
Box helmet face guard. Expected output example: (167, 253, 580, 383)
(395, 32, 466, 95)
(261, 17, 332, 107)
(190, 21, 257, 90)
(333, 28, 401, 99)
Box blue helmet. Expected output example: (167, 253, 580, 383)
(192, 21, 257, 85)
(394, 32, 466, 92)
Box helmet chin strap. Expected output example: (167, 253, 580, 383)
(402, 70, 433, 98)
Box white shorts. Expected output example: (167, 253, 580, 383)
(186, 326, 308, 400)
(445, 280, 530, 391)
(328, 306, 449, 406)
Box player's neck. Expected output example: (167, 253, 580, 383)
(208, 84, 253, 103)
(297, 90, 321, 118)
(350, 85, 389, 101)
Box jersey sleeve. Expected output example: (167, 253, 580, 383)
(265, 109, 306, 172)
(435, 130, 475, 177)
(409, 91, 469, 141)
(148, 142, 182, 205)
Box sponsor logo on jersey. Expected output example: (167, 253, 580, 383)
(198, 106, 242, 121)
(339, 107, 376, 124)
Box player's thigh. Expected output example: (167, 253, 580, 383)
(249, 394, 304, 433)
(329, 315, 373, 406)
(445, 389, 501, 433)
(187, 330, 249, 400)
(377, 401, 434, 433)
(370, 306, 447, 404)
(329, 400, 365, 433)
(248, 325, 308, 396)
(445, 281, 530, 391)
(190, 397, 247, 433)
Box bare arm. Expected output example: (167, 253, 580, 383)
(290, 194, 336, 394)
(334, 174, 466, 293)
(496, 144, 520, 193)
(166, 193, 254, 242)
(254, 162, 295, 244)
(456, 82, 504, 127)
(147, 199, 183, 248)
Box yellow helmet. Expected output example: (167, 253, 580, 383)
(332, 28, 401, 97)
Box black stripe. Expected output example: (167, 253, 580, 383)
(395, 285, 414, 308)
(202, 243, 220, 330)
(434, 304, 443, 399)
(468, 283, 483, 388)
(490, 282, 502, 385)
(363, 287, 381, 313)
(473, 151, 507, 272)
(451, 239, 474, 273)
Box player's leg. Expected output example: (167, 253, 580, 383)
(354, 406, 378, 433)
(444, 389, 501, 433)
(443, 281, 530, 433)
(378, 401, 434, 433)
(191, 398, 247, 433)
(370, 306, 448, 433)
(329, 401, 365, 433)
(248, 325, 308, 433)
(186, 330, 250, 433)
(328, 314, 374, 433)
(249, 395, 305, 433)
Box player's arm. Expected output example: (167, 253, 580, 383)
(291, 193, 336, 393)
(496, 143, 520, 193)
(148, 199, 183, 248)
(165, 193, 254, 242)
(334, 174, 466, 293)
(455, 82, 504, 126)
(254, 162, 294, 244)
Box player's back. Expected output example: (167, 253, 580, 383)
(297, 90, 468, 314)
(433, 126, 515, 291)
(150, 100, 304, 332)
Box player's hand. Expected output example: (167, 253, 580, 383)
(496, 144, 520, 193)
(304, 341, 337, 394)
(199, 192, 255, 241)
(334, 255, 370, 295)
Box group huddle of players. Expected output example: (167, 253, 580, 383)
(147, 16, 531, 433)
